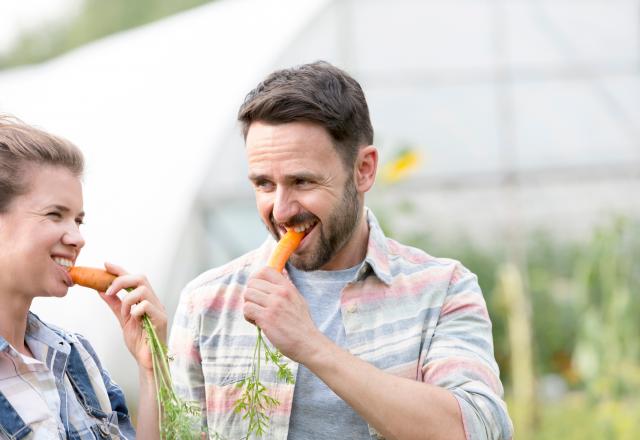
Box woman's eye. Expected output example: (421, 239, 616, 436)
(47, 212, 62, 219)
(75, 218, 84, 226)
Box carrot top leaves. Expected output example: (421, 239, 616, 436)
(234, 228, 302, 438)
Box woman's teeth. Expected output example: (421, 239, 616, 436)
(53, 257, 73, 268)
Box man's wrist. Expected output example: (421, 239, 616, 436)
(299, 331, 337, 372)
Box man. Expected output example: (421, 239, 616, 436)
(170, 61, 512, 439)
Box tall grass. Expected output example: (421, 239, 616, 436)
(381, 214, 640, 438)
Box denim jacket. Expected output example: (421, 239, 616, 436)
(0, 313, 135, 439)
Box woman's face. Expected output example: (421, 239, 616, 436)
(0, 165, 85, 300)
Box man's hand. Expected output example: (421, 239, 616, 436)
(243, 267, 325, 362)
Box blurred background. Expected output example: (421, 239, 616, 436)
(1, 0, 639, 437)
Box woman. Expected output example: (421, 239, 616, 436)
(0, 114, 165, 439)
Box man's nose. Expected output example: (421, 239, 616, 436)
(272, 187, 298, 224)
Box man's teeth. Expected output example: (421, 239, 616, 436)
(292, 221, 316, 234)
(53, 257, 73, 268)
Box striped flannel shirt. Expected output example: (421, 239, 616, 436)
(169, 209, 513, 440)
(0, 312, 134, 439)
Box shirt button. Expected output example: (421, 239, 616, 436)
(99, 423, 110, 437)
(346, 303, 357, 313)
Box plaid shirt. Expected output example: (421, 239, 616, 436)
(170, 209, 513, 440)
(0, 313, 134, 440)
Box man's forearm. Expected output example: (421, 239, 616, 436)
(303, 334, 466, 440)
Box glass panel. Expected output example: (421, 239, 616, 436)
(352, 0, 494, 71)
(513, 79, 638, 169)
(367, 84, 502, 177)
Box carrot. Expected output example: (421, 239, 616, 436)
(68, 266, 117, 292)
(267, 228, 305, 272)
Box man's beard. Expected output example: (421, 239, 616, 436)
(267, 175, 361, 271)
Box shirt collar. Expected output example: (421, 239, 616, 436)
(360, 208, 393, 286)
(0, 312, 53, 353)
(0, 312, 71, 366)
(25, 312, 72, 356)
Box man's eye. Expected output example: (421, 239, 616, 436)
(255, 180, 274, 190)
(47, 212, 62, 219)
(76, 218, 84, 226)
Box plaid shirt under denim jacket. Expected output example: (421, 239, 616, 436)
(170, 208, 513, 440)
(0, 312, 135, 439)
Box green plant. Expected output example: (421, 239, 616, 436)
(233, 329, 295, 438)
(141, 315, 202, 438)
(232, 229, 300, 438)
(572, 218, 640, 400)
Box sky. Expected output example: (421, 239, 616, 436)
(0, 0, 80, 54)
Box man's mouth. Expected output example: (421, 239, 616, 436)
(278, 219, 318, 240)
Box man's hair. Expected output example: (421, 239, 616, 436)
(238, 61, 374, 170)
(0, 114, 84, 213)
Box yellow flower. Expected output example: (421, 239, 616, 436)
(381, 148, 422, 184)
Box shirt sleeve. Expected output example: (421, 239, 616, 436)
(169, 285, 208, 431)
(422, 264, 513, 440)
(76, 335, 136, 439)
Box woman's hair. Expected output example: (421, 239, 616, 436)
(0, 114, 84, 213)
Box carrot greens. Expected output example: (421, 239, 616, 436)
(232, 228, 303, 438)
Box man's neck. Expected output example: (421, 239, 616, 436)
(319, 210, 370, 271)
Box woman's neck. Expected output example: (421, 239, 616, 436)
(0, 292, 32, 355)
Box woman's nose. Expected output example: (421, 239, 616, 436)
(62, 225, 85, 250)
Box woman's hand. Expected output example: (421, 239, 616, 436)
(97, 262, 167, 372)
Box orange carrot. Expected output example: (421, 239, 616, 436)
(69, 266, 117, 292)
(267, 228, 305, 272)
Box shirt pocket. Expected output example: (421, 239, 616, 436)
(201, 357, 293, 440)
(202, 358, 251, 385)
(201, 360, 252, 438)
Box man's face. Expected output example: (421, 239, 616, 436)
(246, 120, 361, 271)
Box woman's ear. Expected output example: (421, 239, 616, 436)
(354, 145, 378, 193)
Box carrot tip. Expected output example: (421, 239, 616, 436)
(68, 266, 117, 292)
(267, 228, 305, 272)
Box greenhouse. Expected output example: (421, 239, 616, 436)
(1, 0, 639, 437)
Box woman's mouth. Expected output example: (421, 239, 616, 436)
(52, 256, 74, 286)
(53, 257, 73, 268)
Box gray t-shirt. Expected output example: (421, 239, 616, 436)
(286, 263, 371, 439)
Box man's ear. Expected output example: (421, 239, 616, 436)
(354, 145, 378, 193)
